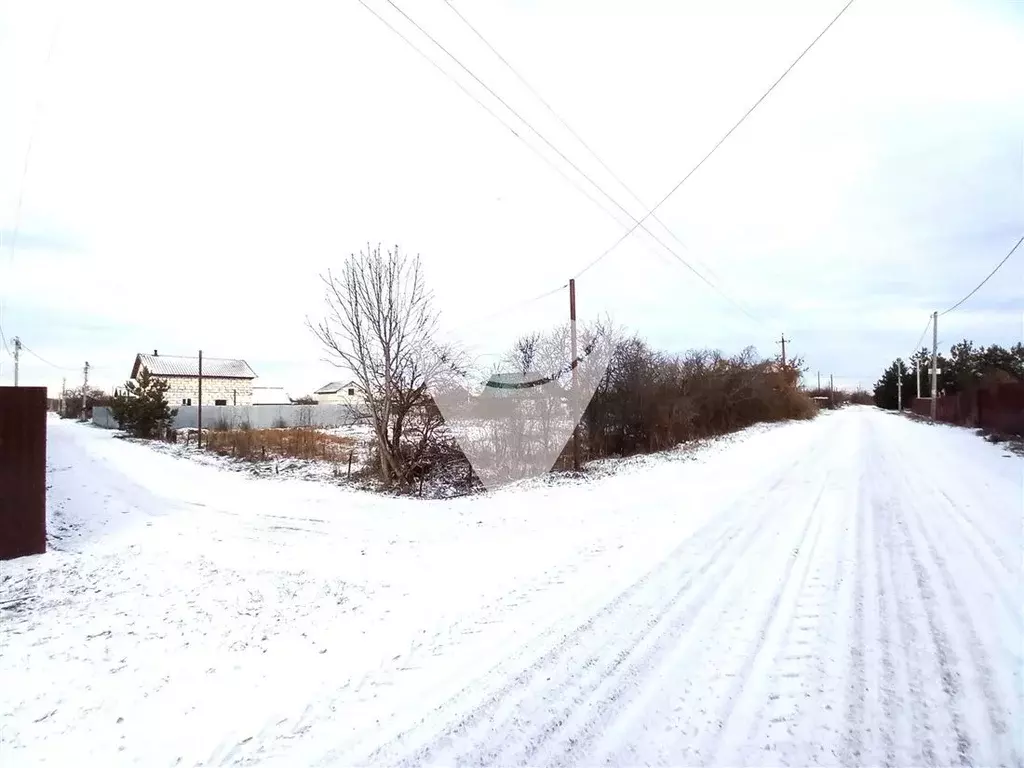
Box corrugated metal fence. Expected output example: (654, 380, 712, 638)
(0, 387, 47, 560)
(92, 403, 368, 431)
(910, 383, 1024, 436)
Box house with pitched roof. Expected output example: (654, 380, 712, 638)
(131, 351, 258, 407)
(313, 380, 362, 405)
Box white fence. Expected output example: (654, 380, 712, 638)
(92, 403, 367, 431)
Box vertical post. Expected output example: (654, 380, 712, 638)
(830, 374, 834, 407)
(897, 361, 903, 411)
(817, 371, 821, 391)
(82, 361, 89, 416)
(916, 357, 921, 399)
(569, 278, 580, 473)
(778, 333, 788, 369)
(930, 311, 938, 422)
(61, 376, 66, 416)
(13, 337, 21, 386)
(197, 350, 203, 448)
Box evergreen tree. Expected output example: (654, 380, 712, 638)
(109, 369, 176, 438)
(873, 358, 917, 410)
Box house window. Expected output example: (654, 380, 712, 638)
(214, 399, 227, 406)
(347, 388, 355, 396)
(182, 398, 192, 406)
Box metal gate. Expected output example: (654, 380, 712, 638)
(0, 386, 47, 559)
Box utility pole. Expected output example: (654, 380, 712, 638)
(61, 376, 66, 416)
(569, 280, 580, 473)
(777, 333, 789, 369)
(12, 337, 21, 386)
(197, 350, 203, 448)
(930, 311, 939, 421)
(82, 362, 89, 416)
(830, 373, 834, 407)
(916, 357, 921, 399)
(817, 371, 821, 391)
(897, 361, 903, 411)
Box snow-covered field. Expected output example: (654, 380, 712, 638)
(1, 407, 1021, 766)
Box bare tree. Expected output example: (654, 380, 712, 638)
(308, 244, 463, 488)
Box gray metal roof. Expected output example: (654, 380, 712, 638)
(484, 372, 557, 389)
(315, 380, 357, 394)
(133, 353, 257, 380)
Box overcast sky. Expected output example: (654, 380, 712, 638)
(2, 0, 1022, 398)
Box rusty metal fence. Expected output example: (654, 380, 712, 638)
(0, 387, 48, 560)
(910, 383, 1024, 436)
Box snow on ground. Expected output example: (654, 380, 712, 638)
(1, 408, 1021, 767)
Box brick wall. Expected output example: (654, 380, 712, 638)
(159, 376, 255, 406)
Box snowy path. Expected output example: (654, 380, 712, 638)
(1, 408, 1021, 767)
(309, 409, 1022, 768)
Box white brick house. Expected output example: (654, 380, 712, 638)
(314, 380, 362, 405)
(130, 351, 257, 406)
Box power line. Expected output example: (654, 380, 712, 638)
(440, 0, 723, 286)
(355, 0, 655, 247)
(939, 234, 1022, 317)
(19, 342, 78, 372)
(908, 314, 932, 359)
(573, 0, 857, 280)
(379, 1, 742, 300)
(1, 4, 65, 359)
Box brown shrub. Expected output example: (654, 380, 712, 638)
(203, 427, 356, 462)
(581, 340, 816, 459)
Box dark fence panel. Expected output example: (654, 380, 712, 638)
(0, 387, 48, 560)
(910, 383, 1024, 436)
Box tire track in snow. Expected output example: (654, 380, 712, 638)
(726, 481, 852, 766)
(936, 487, 1018, 578)
(379, 505, 775, 767)
(841, 479, 868, 766)
(884, 502, 938, 766)
(894, 508, 974, 765)
(342, 500, 766, 766)
(549, 482, 828, 768)
(902, 486, 1020, 766)
(928, 490, 1022, 632)
(352, 454, 820, 767)
(884, 431, 1021, 767)
(695, 481, 828, 766)
(872, 480, 898, 768)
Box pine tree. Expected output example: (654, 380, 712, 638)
(109, 369, 176, 438)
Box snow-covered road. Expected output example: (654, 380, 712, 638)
(1, 407, 1021, 767)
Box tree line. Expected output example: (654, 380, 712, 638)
(873, 340, 1024, 410)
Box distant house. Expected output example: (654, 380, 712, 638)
(131, 351, 257, 406)
(314, 380, 362, 405)
(251, 386, 292, 406)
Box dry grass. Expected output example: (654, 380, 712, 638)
(203, 427, 357, 462)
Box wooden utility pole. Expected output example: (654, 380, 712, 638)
(569, 279, 580, 473)
(777, 333, 789, 369)
(930, 311, 939, 421)
(197, 349, 203, 448)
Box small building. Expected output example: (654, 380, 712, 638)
(131, 351, 257, 406)
(251, 386, 292, 406)
(314, 380, 362, 405)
